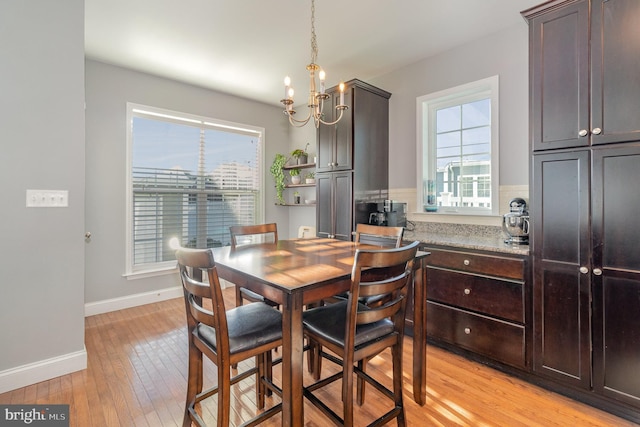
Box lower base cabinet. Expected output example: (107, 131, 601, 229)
(424, 246, 529, 370)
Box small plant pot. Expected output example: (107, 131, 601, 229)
(297, 154, 308, 164)
(291, 175, 301, 185)
(305, 178, 315, 184)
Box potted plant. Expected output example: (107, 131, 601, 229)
(291, 143, 310, 165)
(305, 171, 315, 184)
(293, 191, 301, 204)
(269, 153, 288, 204)
(289, 168, 301, 185)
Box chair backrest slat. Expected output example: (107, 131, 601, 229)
(230, 223, 278, 247)
(354, 224, 404, 248)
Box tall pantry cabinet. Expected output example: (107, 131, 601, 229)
(524, 0, 640, 419)
(315, 79, 391, 239)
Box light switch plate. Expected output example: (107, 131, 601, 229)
(26, 190, 69, 207)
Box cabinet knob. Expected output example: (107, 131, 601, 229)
(579, 266, 589, 274)
(578, 129, 588, 137)
(464, 327, 471, 335)
(464, 288, 471, 295)
(593, 268, 603, 276)
(592, 127, 602, 135)
(463, 259, 470, 266)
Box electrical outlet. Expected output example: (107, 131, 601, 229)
(26, 190, 69, 207)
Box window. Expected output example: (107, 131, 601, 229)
(126, 104, 264, 275)
(417, 76, 499, 215)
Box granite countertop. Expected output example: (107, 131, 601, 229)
(403, 222, 530, 256)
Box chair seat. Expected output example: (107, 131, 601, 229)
(303, 300, 394, 349)
(239, 286, 278, 307)
(197, 302, 282, 354)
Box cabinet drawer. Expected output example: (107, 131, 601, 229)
(427, 267, 525, 323)
(426, 248, 525, 280)
(427, 301, 526, 369)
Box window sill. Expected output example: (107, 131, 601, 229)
(124, 265, 178, 281)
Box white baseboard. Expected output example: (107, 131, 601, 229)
(0, 349, 87, 395)
(84, 286, 184, 317)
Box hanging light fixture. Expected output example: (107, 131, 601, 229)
(280, 0, 348, 128)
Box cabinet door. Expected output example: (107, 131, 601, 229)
(334, 86, 353, 171)
(315, 171, 352, 240)
(316, 173, 333, 238)
(316, 96, 335, 173)
(529, 0, 589, 151)
(592, 145, 640, 404)
(333, 172, 353, 240)
(590, 0, 640, 145)
(316, 87, 353, 173)
(532, 150, 591, 389)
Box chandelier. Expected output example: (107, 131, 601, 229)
(280, 0, 348, 128)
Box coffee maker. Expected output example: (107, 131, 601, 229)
(360, 200, 407, 228)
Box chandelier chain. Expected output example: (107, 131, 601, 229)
(280, 0, 348, 128)
(310, 0, 318, 64)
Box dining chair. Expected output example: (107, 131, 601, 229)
(175, 245, 283, 427)
(311, 224, 406, 382)
(229, 223, 279, 308)
(302, 240, 420, 426)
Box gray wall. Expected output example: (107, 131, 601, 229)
(372, 23, 530, 189)
(84, 60, 291, 304)
(0, 0, 86, 373)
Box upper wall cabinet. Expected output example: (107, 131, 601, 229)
(525, 0, 640, 151)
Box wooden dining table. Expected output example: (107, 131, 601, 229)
(210, 238, 429, 427)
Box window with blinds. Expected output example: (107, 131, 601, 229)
(126, 104, 264, 274)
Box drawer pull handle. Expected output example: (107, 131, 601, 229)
(464, 288, 471, 295)
(463, 259, 470, 266)
(592, 127, 602, 135)
(579, 266, 589, 274)
(464, 327, 471, 335)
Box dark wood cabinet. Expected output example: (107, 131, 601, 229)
(531, 150, 591, 389)
(316, 171, 352, 240)
(316, 87, 353, 173)
(316, 79, 390, 240)
(525, 0, 640, 420)
(527, 0, 640, 151)
(591, 145, 640, 406)
(424, 247, 529, 370)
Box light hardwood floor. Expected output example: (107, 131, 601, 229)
(1, 287, 637, 426)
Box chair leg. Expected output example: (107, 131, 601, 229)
(356, 357, 367, 406)
(391, 343, 406, 427)
(265, 350, 273, 397)
(312, 341, 322, 381)
(217, 363, 232, 427)
(342, 359, 355, 427)
(184, 343, 202, 427)
(256, 354, 266, 409)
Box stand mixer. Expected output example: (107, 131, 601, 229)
(503, 198, 529, 244)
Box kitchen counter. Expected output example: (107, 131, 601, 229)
(403, 222, 530, 256)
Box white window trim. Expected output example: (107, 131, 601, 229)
(415, 75, 500, 217)
(124, 102, 265, 277)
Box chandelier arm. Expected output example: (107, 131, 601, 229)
(285, 110, 313, 127)
(317, 107, 348, 127)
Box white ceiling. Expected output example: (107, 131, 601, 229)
(85, 0, 540, 107)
